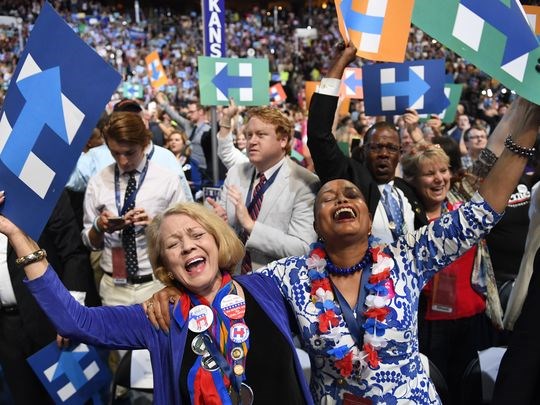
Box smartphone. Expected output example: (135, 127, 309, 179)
(108, 216, 125, 227)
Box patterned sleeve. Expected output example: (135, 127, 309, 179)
(391, 191, 503, 289)
(255, 256, 306, 302)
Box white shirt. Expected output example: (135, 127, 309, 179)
(82, 158, 187, 276)
(0, 234, 16, 306)
(252, 156, 286, 196)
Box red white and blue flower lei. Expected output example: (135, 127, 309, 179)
(307, 242, 395, 377)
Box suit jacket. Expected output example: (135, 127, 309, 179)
(7, 190, 100, 349)
(492, 248, 540, 404)
(307, 92, 427, 230)
(220, 157, 319, 270)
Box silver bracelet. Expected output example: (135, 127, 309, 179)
(15, 249, 47, 266)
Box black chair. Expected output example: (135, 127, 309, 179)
(498, 278, 515, 315)
(429, 359, 449, 404)
(460, 348, 507, 405)
(422, 354, 450, 404)
(460, 355, 483, 405)
(110, 351, 153, 404)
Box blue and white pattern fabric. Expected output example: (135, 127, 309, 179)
(258, 192, 502, 404)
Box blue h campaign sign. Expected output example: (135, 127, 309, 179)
(28, 342, 111, 405)
(0, 3, 121, 239)
(362, 59, 448, 115)
(202, 0, 226, 57)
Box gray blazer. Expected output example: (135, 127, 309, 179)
(220, 156, 319, 271)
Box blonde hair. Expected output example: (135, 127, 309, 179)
(246, 106, 293, 153)
(146, 202, 245, 286)
(401, 144, 450, 182)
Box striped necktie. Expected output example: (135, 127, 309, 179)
(241, 174, 267, 274)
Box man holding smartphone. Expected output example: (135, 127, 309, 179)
(82, 112, 188, 306)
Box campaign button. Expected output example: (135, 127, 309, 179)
(188, 305, 214, 333)
(229, 322, 250, 344)
(233, 364, 245, 376)
(201, 353, 219, 371)
(231, 347, 244, 361)
(191, 334, 207, 356)
(220, 294, 246, 320)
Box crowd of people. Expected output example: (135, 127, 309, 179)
(0, 1, 539, 405)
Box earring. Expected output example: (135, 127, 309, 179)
(318, 235, 325, 243)
(167, 272, 174, 280)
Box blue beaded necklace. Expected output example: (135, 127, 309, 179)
(325, 247, 372, 275)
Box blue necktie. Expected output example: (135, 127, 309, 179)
(122, 171, 139, 277)
(382, 184, 404, 238)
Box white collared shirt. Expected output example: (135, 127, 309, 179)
(253, 156, 287, 196)
(82, 159, 188, 276)
(0, 234, 16, 306)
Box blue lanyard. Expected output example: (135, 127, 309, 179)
(114, 157, 150, 216)
(331, 265, 372, 347)
(244, 165, 282, 209)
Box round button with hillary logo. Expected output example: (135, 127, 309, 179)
(229, 322, 250, 344)
(188, 305, 214, 333)
(220, 294, 246, 320)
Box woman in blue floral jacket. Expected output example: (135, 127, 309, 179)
(147, 96, 539, 404)
(257, 91, 539, 403)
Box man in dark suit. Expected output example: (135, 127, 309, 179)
(0, 190, 100, 404)
(307, 43, 427, 243)
(492, 249, 540, 404)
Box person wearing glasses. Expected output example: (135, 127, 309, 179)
(462, 124, 489, 169)
(307, 43, 427, 243)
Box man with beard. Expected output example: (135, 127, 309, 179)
(307, 43, 427, 243)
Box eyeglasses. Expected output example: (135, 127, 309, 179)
(365, 143, 401, 154)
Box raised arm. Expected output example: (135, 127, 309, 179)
(0, 194, 154, 348)
(307, 43, 358, 183)
(479, 97, 540, 213)
(0, 195, 46, 280)
(218, 98, 248, 169)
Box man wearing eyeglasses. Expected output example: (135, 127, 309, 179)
(307, 43, 427, 243)
(463, 124, 488, 169)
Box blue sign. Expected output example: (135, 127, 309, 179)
(362, 59, 448, 115)
(27, 342, 111, 405)
(0, 3, 121, 239)
(202, 0, 227, 57)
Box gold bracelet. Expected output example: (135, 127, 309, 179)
(15, 249, 47, 266)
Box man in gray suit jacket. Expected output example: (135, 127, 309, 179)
(209, 106, 319, 272)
